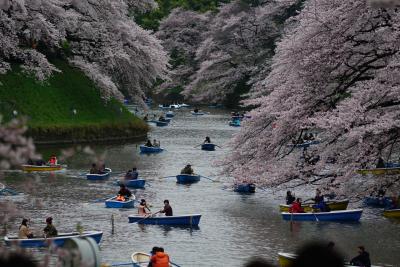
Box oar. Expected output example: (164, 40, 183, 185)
(161, 175, 176, 179)
(312, 210, 320, 222)
(193, 144, 202, 148)
(110, 262, 134, 266)
(92, 195, 115, 203)
(132, 211, 161, 224)
(215, 144, 222, 148)
(199, 175, 217, 182)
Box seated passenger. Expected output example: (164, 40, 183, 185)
(290, 198, 304, 213)
(131, 167, 139, 180)
(43, 217, 58, 238)
(118, 184, 132, 199)
(18, 218, 33, 239)
(286, 191, 295, 205)
(90, 163, 98, 174)
(145, 140, 153, 147)
(180, 164, 194, 175)
(203, 136, 211, 144)
(48, 155, 57, 165)
(138, 199, 151, 216)
(116, 194, 125, 201)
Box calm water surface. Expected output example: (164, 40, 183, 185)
(1, 108, 400, 266)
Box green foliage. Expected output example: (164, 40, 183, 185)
(135, 0, 229, 31)
(0, 59, 148, 140)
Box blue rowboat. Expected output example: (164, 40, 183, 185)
(229, 120, 240, 127)
(131, 252, 181, 267)
(118, 179, 146, 188)
(234, 183, 256, 193)
(281, 209, 363, 222)
(105, 196, 135, 208)
(166, 112, 174, 118)
(201, 143, 215, 151)
(191, 111, 205, 115)
(139, 145, 164, 153)
(156, 120, 169, 127)
(128, 214, 201, 225)
(86, 168, 112, 180)
(4, 231, 103, 248)
(363, 196, 393, 208)
(176, 174, 200, 183)
(159, 104, 171, 109)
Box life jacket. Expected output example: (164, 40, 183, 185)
(116, 195, 125, 201)
(49, 157, 57, 165)
(151, 252, 170, 267)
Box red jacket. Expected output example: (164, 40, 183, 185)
(290, 201, 304, 213)
(151, 252, 170, 267)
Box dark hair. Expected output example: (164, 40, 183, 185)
(296, 198, 301, 202)
(140, 199, 146, 204)
(92, 163, 96, 167)
(287, 191, 291, 195)
(151, 247, 159, 254)
(164, 200, 169, 204)
(120, 184, 125, 188)
(20, 219, 28, 228)
(293, 242, 344, 267)
(46, 217, 53, 224)
(327, 242, 335, 249)
(133, 167, 137, 171)
(358, 246, 365, 252)
(159, 247, 164, 252)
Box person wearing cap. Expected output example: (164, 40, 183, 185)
(43, 217, 58, 238)
(180, 164, 194, 175)
(138, 199, 151, 216)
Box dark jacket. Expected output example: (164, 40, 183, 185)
(350, 251, 371, 267)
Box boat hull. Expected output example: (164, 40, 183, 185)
(22, 165, 62, 172)
(363, 197, 392, 208)
(281, 209, 363, 222)
(279, 199, 349, 212)
(383, 209, 400, 218)
(105, 197, 135, 208)
(118, 179, 146, 188)
(229, 121, 240, 127)
(128, 214, 201, 225)
(176, 174, 200, 184)
(156, 121, 169, 127)
(201, 143, 215, 151)
(4, 231, 103, 248)
(86, 168, 111, 180)
(139, 145, 164, 153)
(166, 113, 174, 118)
(191, 111, 204, 115)
(234, 183, 256, 193)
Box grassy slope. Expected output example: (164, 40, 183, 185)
(0, 60, 148, 142)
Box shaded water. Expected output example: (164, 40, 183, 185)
(1, 108, 400, 266)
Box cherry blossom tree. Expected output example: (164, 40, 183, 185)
(0, 0, 168, 101)
(183, 0, 301, 104)
(225, 0, 400, 197)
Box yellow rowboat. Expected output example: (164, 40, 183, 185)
(278, 252, 295, 267)
(279, 199, 349, 212)
(22, 164, 63, 172)
(356, 167, 400, 175)
(278, 252, 383, 267)
(383, 209, 400, 218)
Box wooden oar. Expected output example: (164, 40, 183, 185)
(161, 175, 176, 179)
(193, 144, 202, 148)
(131, 211, 161, 224)
(199, 175, 217, 182)
(215, 144, 222, 148)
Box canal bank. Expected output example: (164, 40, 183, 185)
(0, 60, 148, 145)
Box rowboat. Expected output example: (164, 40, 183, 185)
(356, 167, 400, 175)
(201, 143, 215, 151)
(139, 145, 164, 153)
(159, 104, 171, 109)
(86, 168, 112, 180)
(4, 231, 103, 248)
(176, 174, 200, 183)
(105, 196, 135, 208)
(383, 208, 400, 218)
(363, 196, 393, 208)
(128, 214, 201, 225)
(229, 120, 240, 127)
(191, 111, 205, 115)
(131, 252, 179, 267)
(287, 140, 320, 148)
(22, 164, 63, 172)
(156, 121, 169, 127)
(118, 179, 146, 188)
(166, 111, 174, 118)
(279, 199, 349, 212)
(277, 252, 382, 267)
(179, 103, 190, 108)
(234, 183, 256, 193)
(281, 209, 363, 222)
